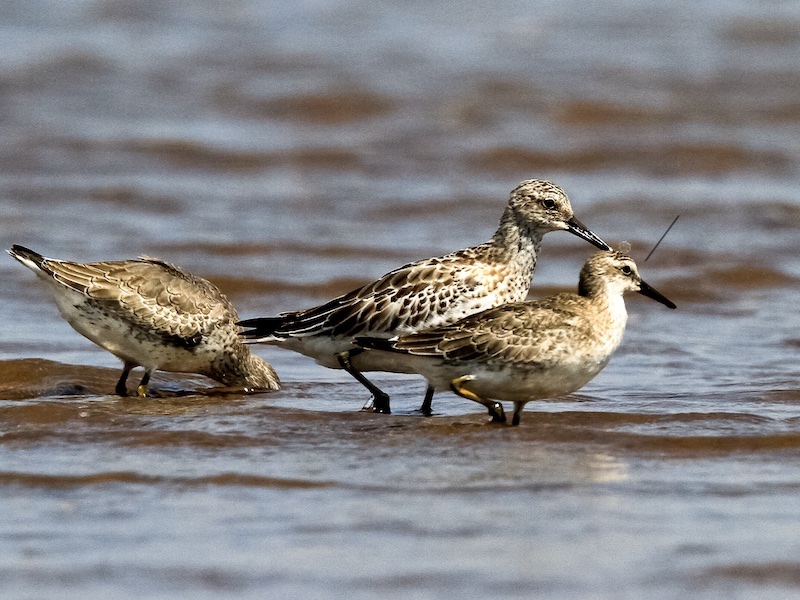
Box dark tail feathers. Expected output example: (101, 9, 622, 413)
(237, 316, 290, 339)
(7, 244, 46, 267)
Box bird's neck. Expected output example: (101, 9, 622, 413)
(578, 281, 629, 333)
(490, 206, 542, 276)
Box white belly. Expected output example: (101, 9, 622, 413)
(52, 288, 213, 373)
(386, 351, 614, 403)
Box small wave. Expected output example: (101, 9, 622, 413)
(0, 358, 117, 400)
(364, 196, 498, 223)
(211, 274, 371, 300)
(704, 265, 799, 289)
(657, 265, 799, 304)
(0, 358, 220, 401)
(243, 90, 395, 124)
(556, 100, 675, 126)
(699, 561, 800, 586)
(723, 19, 800, 45)
(127, 139, 363, 172)
(151, 240, 412, 261)
(2, 51, 114, 88)
(0, 470, 333, 489)
(88, 186, 183, 214)
(534, 428, 800, 456)
(469, 143, 789, 176)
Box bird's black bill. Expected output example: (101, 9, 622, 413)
(638, 280, 677, 309)
(566, 217, 612, 251)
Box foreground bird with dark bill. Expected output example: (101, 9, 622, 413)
(356, 250, 676, 425)
(7, 245, 280, 397)
(239, 179, 610, 414)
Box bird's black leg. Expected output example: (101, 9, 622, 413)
(417, 385, 435, 416)
(511, 401, 525, 426)
(337, 349, 391, 414)
(136, 369, 154, 398)
(115, 363, 134, 396)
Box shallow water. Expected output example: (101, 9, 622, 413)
(2, 0, 800, 598)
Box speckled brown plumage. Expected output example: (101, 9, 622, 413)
(357, 251, 676, 425)
(240, 179, 610, 413)
(8, 245, 279, 396)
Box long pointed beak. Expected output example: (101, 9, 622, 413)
(566, 216, 612, 251)
(638, 279, 676, 309)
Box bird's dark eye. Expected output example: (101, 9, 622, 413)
(621, 265, 633, 275)
(541, 198, 556, 209)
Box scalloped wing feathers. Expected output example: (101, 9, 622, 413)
(392, 296, 591, 366)
(263, 244, 517, 340)
(38, 257, 234, 345)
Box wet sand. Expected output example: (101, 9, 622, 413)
(2, 0, 800, 598)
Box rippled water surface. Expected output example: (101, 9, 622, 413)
(2, 0, 800, 598)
